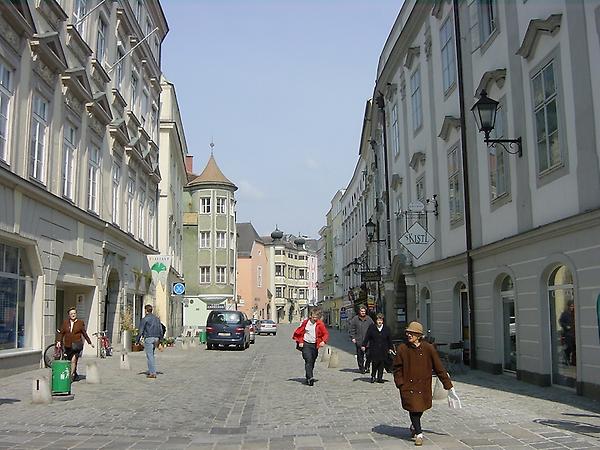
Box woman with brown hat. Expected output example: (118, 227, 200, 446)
(393, 321, 454, 446)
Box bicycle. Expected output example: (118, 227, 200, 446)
(93, 330, 113, 358)
(43, 330, 65, 368)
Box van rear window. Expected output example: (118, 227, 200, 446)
(209, 312, 242, 324)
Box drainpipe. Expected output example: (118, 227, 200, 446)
(374, 94, 392, 267)
(453, 0, 476, 369)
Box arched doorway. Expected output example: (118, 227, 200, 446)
(499, 275, 516, 372)
(548, 265, 575, 388)
(104, 270, 119, 342)
(455, 282, 470, 365)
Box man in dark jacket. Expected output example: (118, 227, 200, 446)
(137, 304, 163, 378)
(348, 305, 373, 373)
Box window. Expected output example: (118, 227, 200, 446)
(448, 146, 463, 223)
(127, 175, 135, 233)
(0, 244, 29, 350)
(216, 197, 226, 214)
(135, 0, 143, 20)
(416, 176, 426, 204)
(391, 103, 400, 157)
(201, 197, 211, 214)
(199, 231, 210, 248)
(29, 95, 49, 182)
(200, 266, 210, 284)
(275, 264, 284, 276)
(275, 286, 283, 297)
(410, 68, 422, 131)
(533, 62, 561, 174)
(440, 16, 456, 93)
(130, 71, 138, 110)
(115, 48, 124, 91)
(62, 124, 77, 200)
(0, 62, 12, 163)
(230, 198, 235, 215)
(140, 91, 148, 127)
(216, 232, 226, 248)
(275, 250, 283, 256)
(479, 0, 497, 43)
(138, 189, 145, 240)
(87, 145, 100, 213)
(96, 18, 106, 62)
(257, 266, 262, 287)
(489, 104, 508, 200)
(148, 197, 155, 246)
(150, 106, 158, 140)
(299, 289, 305, 299)
(299, 269, 306, 280)
(146, 18, 153, 35)
(216, 266, 226, 284)
(111, 162, 120, 224)
(73, 0, 87, 36)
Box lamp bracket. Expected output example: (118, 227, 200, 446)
(484, 136, 523, 157)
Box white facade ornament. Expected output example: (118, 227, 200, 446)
(404, 46, 421, 70)
(474, 69, 507, 96)
(438, 116, 461, 141)
(0, 16, 21, 51)
(409, 151, 426, 171)
(517, 14, 562, 59)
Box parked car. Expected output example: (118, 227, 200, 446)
(257, 319, 277, 336)
(206, 310, 251, 350)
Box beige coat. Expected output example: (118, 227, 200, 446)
(393, 341, 453, 412)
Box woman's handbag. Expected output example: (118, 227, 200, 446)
(295, 342, 302, 351)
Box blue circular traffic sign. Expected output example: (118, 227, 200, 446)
(172, 282, 185, 295)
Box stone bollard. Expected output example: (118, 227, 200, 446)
(328, 350, 340, 368)
(85, 361, 101, 384)
(320, 346, 331, 362)
(190, 339, 198, 348)
(181, 340, 189, 350)
(32, 377, 52, 404)
(120, 352, 131, 370)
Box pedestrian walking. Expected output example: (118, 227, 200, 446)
(57, 307, 94, 381)
(361, 313, 394, 383)
(136, 304, 163, 379)
(393, 321, 456, 446)
(559, 300, 576, 366)
(292, 307, 329, 386)
(348, 305, 374, 373)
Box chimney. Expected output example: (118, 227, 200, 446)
(185, 155, 194, 173)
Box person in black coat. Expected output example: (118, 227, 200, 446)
(361, 313, 394, 383)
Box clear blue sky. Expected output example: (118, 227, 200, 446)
(161, 0, 401, 238)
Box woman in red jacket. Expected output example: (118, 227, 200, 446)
(292, 308, 329, 386)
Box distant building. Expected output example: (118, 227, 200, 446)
(182, 153, 237, 328)
(236, 222, 271, 320)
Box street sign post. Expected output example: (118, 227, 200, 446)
(399, 222, 435, 259)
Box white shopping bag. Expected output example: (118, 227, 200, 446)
(447, 387, 463, 409)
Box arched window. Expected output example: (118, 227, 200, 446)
(548, 265, 575, 388)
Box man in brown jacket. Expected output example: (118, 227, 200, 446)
(393, 321, 454, 446)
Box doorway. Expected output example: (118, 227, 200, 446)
(500, 276, 516, 372)
(457, 283, 470, 366)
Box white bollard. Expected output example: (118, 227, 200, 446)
(320, 346, 331, 362)
(181, 340, 189, 350)
(85, 361, 101, 384)
(190, 339, 198, 348)
(328, 350, 340, 368)
(120, 352, 131, 370)
(32, 377, 52, 404)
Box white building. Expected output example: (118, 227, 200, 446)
(366, 0, 600, 398)
(0, 0, 168, 375)
(156, 76, 187, 338)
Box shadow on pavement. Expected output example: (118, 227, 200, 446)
(372, 424, 409, 440)
(533, 418, 600, 439)
(0, 398, 20, 405)
(287, 378, 307, 384)
(450, 370, 600, 414)
(339, 368, 361, 374)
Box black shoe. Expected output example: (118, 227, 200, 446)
(308, 378, 314, 386)
(376, 379, 384, 383)
(370, 377, 375, 384)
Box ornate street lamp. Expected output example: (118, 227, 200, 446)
(365, 219, 386, 243)
(471, 89, 522, 157)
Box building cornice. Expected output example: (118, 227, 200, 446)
(517, 14, 562, 59)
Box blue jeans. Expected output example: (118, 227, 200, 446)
(144, 337, 158, 375)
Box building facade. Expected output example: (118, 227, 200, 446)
(182, 153, 237, 328)
(236, 222, 271, 320)
(0, 0, 168, 375)
(156, 76, 187, 338)
(357, 0, 600, 398)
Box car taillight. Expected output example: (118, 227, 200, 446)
(206, 326, 214, 332)
(235, 327, 244, 332)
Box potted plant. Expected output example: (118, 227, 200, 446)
(120, 306, 135, 352)
(131, 328, 143, 352)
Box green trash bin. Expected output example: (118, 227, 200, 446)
(51, 360, 71, 395)
(199, 330, 207, 344)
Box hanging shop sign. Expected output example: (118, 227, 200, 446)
(361, 269, 381, 282)
(399, 222, 435, 259)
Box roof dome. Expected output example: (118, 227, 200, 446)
(294, 236, 306, 247)
(271, 228, 283, 240)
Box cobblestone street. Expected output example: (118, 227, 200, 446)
(0, 325, 599, 449)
